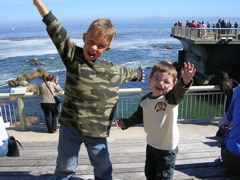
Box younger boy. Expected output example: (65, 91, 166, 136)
(33, 0, 144, 179)
(116, 61, 196, 179)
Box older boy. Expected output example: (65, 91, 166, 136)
(33, 0, 144, 179)
(116, 61, 196, 179)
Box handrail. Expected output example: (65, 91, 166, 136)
(0, 85, 223, 129)
(119, 85, 220, 94)
(0, 85, 220, 97)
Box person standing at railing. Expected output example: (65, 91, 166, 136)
(33, 0, 145, 179)
(38, 74, 63, 133)
(190, 20, 197, 28)
(185, 20, 191, 27)
(207, 22, 211, 28)
(220, 71, 239, 117)
(115, 61, 196, 179)
(226, 21, 232, 34)
(234, 22, 238, 34)
(221, 19, 226, 34)
(220, 85, 240, 175)
(200, 21, 207, 39)
(0, 115, 9, 157)
(216, 72, 239, 137)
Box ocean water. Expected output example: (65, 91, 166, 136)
(0, 22, 182, 93)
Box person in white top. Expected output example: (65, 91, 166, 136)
(115, 61, 196, 179)
(200, 21, 207, 39)
(0, 115, 9, 157)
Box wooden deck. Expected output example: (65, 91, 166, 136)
(1, 122, 240, 180)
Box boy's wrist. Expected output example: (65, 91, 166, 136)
(181, 78, 193, 88)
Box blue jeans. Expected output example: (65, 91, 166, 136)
(145, 144, 178, 180)
(0, 135, 9, 157)
(55, 124, 112, 180)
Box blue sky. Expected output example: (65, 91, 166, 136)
(1, 0, 240, 27)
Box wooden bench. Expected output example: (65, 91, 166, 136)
(206, 32, 216, 39)
(0, 127, 240, 179)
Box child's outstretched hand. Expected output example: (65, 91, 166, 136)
(115, 118, 124, 129)
(33, 0, 49, 17)
(181, 62, 196, 85)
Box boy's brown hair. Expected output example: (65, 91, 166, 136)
(87, 18, 116, 44)
(150, 61, 178, 83)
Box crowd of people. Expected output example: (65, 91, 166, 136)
(0, 0, 239, 179)
(174, 19, 239, 30)
(173, 19, 239, 39)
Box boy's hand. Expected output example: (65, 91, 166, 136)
(181, 62, 196, 85)
(115, 118, 124, 129)
(33, 0, 41, 6)
(140, 64, 145, 82)
(33, 0, 49, 17)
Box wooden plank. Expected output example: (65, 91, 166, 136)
(207, 32, 216, 35)
(0, 131, 239, 179)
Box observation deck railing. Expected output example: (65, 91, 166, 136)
(171, 27, 240, 42)
(0, 85, 224, 130)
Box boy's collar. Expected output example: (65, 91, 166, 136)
(148, 92, 164, 99)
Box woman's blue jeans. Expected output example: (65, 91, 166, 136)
(0, 135, 9, 157)
(55, 124, 112, 180)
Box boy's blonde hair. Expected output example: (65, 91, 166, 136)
(87, 18, 116, 44)
(150, 62, 178, 83)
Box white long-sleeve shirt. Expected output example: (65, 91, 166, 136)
(122, 79, 192, 150)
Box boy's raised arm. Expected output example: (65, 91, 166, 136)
(33, 0, 49, 17)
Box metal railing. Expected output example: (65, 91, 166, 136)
(171, 27, 240, 41)
(0, 85, 224, 129)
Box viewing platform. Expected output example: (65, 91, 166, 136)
(0, 86, 238, 179)
(171, 27, 240, 44)
(170, 27, 240, 85)
(1, 119, 240, 179)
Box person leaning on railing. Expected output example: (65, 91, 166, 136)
(220, 85, 240, 175)
(38, 75, 63, 133)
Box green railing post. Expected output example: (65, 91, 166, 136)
(17, 97, 26, 130)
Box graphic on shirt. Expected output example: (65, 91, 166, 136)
(155, 102, 167, 112)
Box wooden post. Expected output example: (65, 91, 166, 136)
(17, 97, 26, 130)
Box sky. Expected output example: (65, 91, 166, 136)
(1, 0, 240, 27)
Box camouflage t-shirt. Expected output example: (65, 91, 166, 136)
(43, 12, 142, 137)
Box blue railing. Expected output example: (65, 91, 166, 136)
(0, 85, 224, 129)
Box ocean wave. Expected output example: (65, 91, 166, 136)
(112, 38, 180, 50)
(0, 38, 83, 59)
(0, 36, 180, 60)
